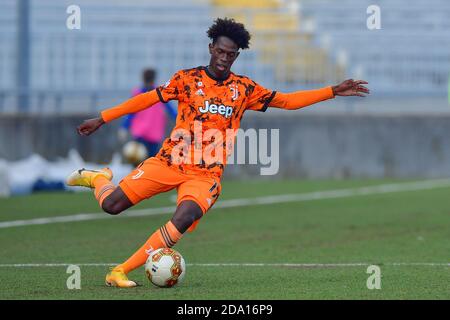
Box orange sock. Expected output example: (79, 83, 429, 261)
(115, 221, 183, 274)
(93, 176, 116, 207)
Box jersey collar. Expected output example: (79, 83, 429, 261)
(202, 66, 232, 83)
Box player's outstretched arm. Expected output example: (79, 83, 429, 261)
(76, 90, 160, 136)
(271, 79, 369, 110)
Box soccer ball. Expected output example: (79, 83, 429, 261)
(145, 248, 186, 288)
(122, 140, 147, 165)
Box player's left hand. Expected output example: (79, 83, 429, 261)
(332, 79, 370, 97)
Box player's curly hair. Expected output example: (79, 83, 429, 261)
(207, 17, 251, 50)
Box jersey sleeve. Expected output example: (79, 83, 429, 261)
(100, 90, 160, 123)
(156, 71, 184, 103)
(269, 87, 335, 110)
(245, 81, 277, 112)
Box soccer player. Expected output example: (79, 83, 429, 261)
(67, 18, 369, 288)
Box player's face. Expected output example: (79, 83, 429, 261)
(208, 36, 240, 79)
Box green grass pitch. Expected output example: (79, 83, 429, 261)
(0, 179, 449, 299)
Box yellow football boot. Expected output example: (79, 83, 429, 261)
(105, 267, 137, 288)
(66, 167, 113, 189)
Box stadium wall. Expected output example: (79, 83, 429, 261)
(1, 114, 450, 179)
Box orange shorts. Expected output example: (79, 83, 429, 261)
(119, 157, 221, 231)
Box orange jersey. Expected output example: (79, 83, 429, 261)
(101, 66, 334, 179)
(154, 66, 276, 178)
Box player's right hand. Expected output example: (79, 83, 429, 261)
(77, 117, 105, 136)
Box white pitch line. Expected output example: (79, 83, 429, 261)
(0, 263, 118, 267)
(0, 263, 448, 268)
(2, 178, 450, 229)
(190, 262, 450, 267)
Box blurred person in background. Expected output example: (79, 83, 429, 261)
(119, 68, 177, 164)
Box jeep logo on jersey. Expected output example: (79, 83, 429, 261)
(199, 101, 233, 118)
